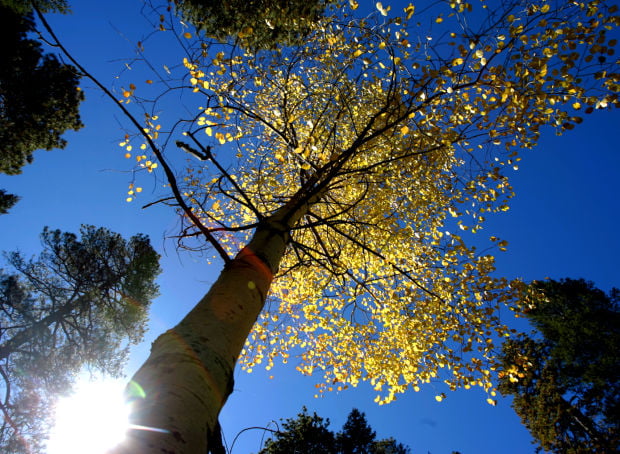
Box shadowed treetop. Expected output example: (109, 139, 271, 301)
(0, 3, 82, 175)
(498, 278, 620, 453)
(173, 0, 331, 49)
(259, 407, 410, 454)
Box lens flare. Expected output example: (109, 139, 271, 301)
(47, 378, 130, 454)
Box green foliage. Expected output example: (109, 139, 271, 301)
(0, 5, 83, 175)
(260, 406, 336, 453)
(260, 407, 410, 454)
(498, 279, 620, 453)
(173, 0, 330, 49)
(0, 190, 19, 215)
(336, 408, 376, 454)
(0, 225, 161, 452)
(0, 0, 69, 14)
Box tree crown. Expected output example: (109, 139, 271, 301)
(98, 0, 619, 403)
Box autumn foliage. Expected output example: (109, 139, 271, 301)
(110, 0, 620, 403)
(28, 0, 619, 451)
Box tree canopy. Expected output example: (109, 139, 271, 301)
(113, 0, 620, 403)
(498, 278, 620, 453)
(0, 5, 83, 175)
(0, 225, 160, 452)
(0, 0, 69, 14)
(173, 0, 332, 49)
(0, 191, 19, 216)
(259, 407, 410, 454)
(0, 3, 82, 214)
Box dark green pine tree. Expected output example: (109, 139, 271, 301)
(259, 406, 336, 454)
(0, 0, 69, 14)
(0, 2, 82, 214)
(368, 438, 410, 454)
(260, 407, 410, 454)
(498, 278, 620, 454)
(0, 190, 19, 215)
(336, 408, 376, 454)
(0, 225, 161, 453)
(173, 0, 331, 50)
(336, 409, 410, 454)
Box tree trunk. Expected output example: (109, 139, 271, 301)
(109, 220, 290, 453)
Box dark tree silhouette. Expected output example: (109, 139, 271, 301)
(0, 191, 19, 216)
(173, 0, 331, 49)
(0, 0, 69, 14)
(498, 278, 620, 453)
(260, 407, 410, 454)
(0, 3, 82, 213)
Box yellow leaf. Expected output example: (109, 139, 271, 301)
(349, 0, 359, 10)
(376, 2, 390, 16)
(353, 49, 363, 58)
(183, 32, 192, 39)
(404, 3, 415, 20)
(486, 398, 497, 406)
(400, 125, 410, 135)
(146, 79, 153, 84)
(435, 16, 443, 24)
(435, 393, 445, 402)
(238, 26, 254, 38)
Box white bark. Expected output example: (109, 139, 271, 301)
(109, 221, 291, 453)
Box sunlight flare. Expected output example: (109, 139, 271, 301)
(47, 378, 130, 454)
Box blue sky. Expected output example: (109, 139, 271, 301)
(1, 1, 618, 453)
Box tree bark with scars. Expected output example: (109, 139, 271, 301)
(111, 203, 309, 453)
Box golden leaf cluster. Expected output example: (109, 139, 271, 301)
(123, 0, 618, 402)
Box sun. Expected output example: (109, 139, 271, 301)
(47, 377, 131, 454)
